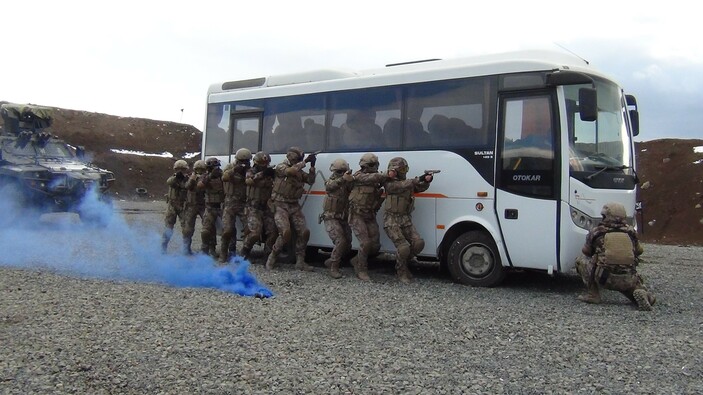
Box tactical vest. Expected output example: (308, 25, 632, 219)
(167, 181, 187, 205)
(350, 184, 378, 211)
(205, 178, 225, 204)
(247, 176, 273, 209)
(384, 188, 414, 214)
(272, 166, 305, 201)
(186, 188, 205, 205)
(323, 180, 349, 215)
(601, 231, 635, 267)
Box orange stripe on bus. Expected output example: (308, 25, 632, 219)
(304, 191, 448, 198)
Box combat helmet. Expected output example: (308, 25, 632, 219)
(387, 157, 409, 176)
(173, 159, 189, 171)
(193, 159, 207, 174)
(235, 148, 252, 162)
(253, 151, 271, 167)
(287, 146, 304, 164)
(205, 157, 221, 168)
(359, 153, 379, 171)
(329, 158, 350, 173)
(601, 202, 627, 222)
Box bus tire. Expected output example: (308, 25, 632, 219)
(447, 230, 505, 287)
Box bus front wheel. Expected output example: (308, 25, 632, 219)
(447, 231, 505, 287)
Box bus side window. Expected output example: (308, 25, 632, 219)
(273, 113, 302, 151)
(383, 117, 402, 148)
(341, 109, 382, 150)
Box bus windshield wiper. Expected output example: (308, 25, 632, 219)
(586, 164, 629, 180)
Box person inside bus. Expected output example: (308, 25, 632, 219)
(341, 109, 382, 150)
(302, 118, 325, 152)
(273, 113, 302, 152)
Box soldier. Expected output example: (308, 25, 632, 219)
(182, 159, 207, 255)
(240, 151, 277, 261)
(197, 157, 225, 258)
(576, 202, 656, 311)
(383, 157, 434, 284)
(161, 160, 189, 253)
(348, 153, 388, 281)
(219, 148, 251, 263)
(321, 158, 354, 279)
(265, 146, 317, 271)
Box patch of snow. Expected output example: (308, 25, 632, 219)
(111, 149, 173, 158)
(641, 148, 647, 152)
(693, 146, 703, 153)
(694, 159, 703, 165)
(184, 152, 201, 159)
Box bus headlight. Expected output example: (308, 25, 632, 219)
(570, 207, 597, 231)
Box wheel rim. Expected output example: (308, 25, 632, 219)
(459, 243, 494, 278)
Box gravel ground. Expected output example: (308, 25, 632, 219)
(1, 200, 702, 394)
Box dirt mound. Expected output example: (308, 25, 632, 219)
(635, 139, 703, 245)
(1, 102, 701, 245)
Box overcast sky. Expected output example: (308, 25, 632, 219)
(1, 0, 700, 141)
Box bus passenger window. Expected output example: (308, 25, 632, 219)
(341, 109, 382, 150)
(302, 118, 325, 151)
(272, 113, 302, 152)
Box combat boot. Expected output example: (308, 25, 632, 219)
(633, 289, 652, 311)
(240, 246, 251, 261)
(397, 262, 413, 284)
(352, 256, 370, 281)
(329, 261, 342, 279)
(578, 281, 602, 304)
(295, 256, 314, 272)
(161, 241, 168, 254)
(265, 252, 278, 271)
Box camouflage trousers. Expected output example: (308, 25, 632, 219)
(271, 201, 309, 258)
(383, 213, 424, 270)
(162, 201, 186, 246)
(576, 255, 647, 302)
(349, 212, 381, 269)
(324, 217, 352, 266)
(220, 201, 247, 259)
(182, 203, 205, 238)
(242, 205, 277, 256)
(201, 204, 222, 254)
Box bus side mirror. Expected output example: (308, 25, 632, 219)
(629, 110, 640, 136)
(579, 87, 597, 122)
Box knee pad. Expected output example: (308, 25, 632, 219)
(411, 238, 425, 255)
(397, 243, 411, 261)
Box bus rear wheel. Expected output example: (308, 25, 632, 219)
(447, 231, 505, 287)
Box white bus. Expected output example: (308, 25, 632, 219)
(203, 50, 640, 287)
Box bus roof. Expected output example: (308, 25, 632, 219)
(208, 50, 615, 99)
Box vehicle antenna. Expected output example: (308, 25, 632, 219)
(553, 42, 589, 65)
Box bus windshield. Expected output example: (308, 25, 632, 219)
(566, 79, 634, 176)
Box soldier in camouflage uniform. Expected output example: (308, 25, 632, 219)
(161, 160, 190, 253)
(182, 159, 207, 255)
(265, 147, 317, 271)
(219, 148, 251, 263)
(575, 202, 656, 311)
(321, 158, 354, 279)
(240, 151, 277, 261)
(348, 153, 388, 281)
(197, 157, 225, 258)
(383, 157, 434, 284)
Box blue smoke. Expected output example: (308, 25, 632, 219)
(0, 186, 273, 298)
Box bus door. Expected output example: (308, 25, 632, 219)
(228, 111, 263, 162)
(495, 93, 560, 270)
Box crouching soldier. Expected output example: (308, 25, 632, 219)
(322, 158, 354, 278)
(576, 202, 656, 311)
(383, 157, 434, 283)
(161, 160, 189, 253)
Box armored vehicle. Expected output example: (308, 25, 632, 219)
(0, 103, 115, 218)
